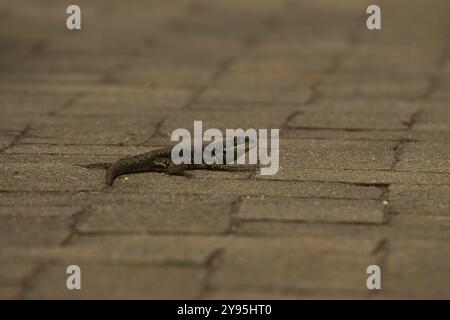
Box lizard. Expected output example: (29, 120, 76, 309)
(84, 137, 258, 186)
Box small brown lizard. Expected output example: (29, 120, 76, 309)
(86, 138, 258, 186)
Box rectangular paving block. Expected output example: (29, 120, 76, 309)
(0, 235, 226, 266)
(210, 236, 381, 294)
(232, 220, 387, 239)
(159, 108, 293, 138)
(0, 133, 17, 151)
(283, 128, 411, 141)
(0, 285, 22, 299)
(4, 144, 153, 156)
(261, 139, 397, 173)
(112, 65, 213, 87)
(259, 168, 450, 185)
(394, 141, 450, 173)
(77, 201, 233, 234)
(389, 184, 450, 216)
(284, 128, 450, 142)
(214, 71, 322, 89)
(319, 81, 429, 100)
(113, 173, 384, 199)
(389, 214, 450, 230)
(61, 87, 193, 115)
(286, 100, 421, 131)
(0, 153, 118, 167)
(0, 191, 236, 209)
(13, 53, 124, 75)
(412, 102, 450, 132)
(2, 90, 76, 117)
(25, 115, 158, 145)
(0, 163, 104, 191)
(198, 86, 312, 104)
(383, 239, 450, 298)
(0, 218, 72, 246)
(0, 206, 82, 219)
(0, 263, 36, 286)
(228, 57, 334, 74)
(27, 264, 205, 299)
(248, 38, 350, 60)
(238, 197, 385, 224)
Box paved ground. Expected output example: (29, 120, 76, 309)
(1, 0, 450, 299)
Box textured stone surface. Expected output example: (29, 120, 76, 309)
(238, 197, 386, 224)
(1, 0, 450, 299)
(27, 265, 206, 299)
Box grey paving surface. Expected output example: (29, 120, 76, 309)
(1, 0, 450, 299)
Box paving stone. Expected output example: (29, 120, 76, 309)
(0, 218, 72, 246)
(4, 144, 153, 156)
(0, 263, 35, 285)
(389, 184, 450, 216)
(78, 201, 233, 234)
(259, 139, 396, 173)
(383, 239, 450, 298)
(10, 53, 124, 75)
(0, 163, 104, 191)
(394, 141, 450, 173)
(113, 173, 384, 199)
(27, 265, 205, 299)
(214, 71, 322, 89)
(0, 206, 82, 218)
(136, 35, 244, 66)
(259, 168, 450, 185)
(159, 109, 293, 138)
(0, 72, 103, 85)
(0, 235, 225, 266)
(61, 88, 193, 115)
(412, 102, 450, 132)
(0, 153, 118, 166)
(319, 81, 429, 99)
(389, 214, 450, 230)
(204, 290, 302, 300)
(0, 192, 78, 207)
(287, 100, 420, 130)
(0, 285, 22, 299)
(233, 219, 450, 242)
(284, 128, 450, 142)
(112, 65, 214, 87)
(25, 115, 158, 146)
(1, 90, 75, 117)
(70, 192, 237, 208)
(191, 101, 300, 112)
(210, 236, 381, 294)
(283, 128, 411, 141)
(238, 197, 385, 224)
(338, 58, 437, 74)
(248, 38, 350, 60)
(198, 86, 312, 104)
(0, 191, 237, 209)
(0, 133, 17, 151)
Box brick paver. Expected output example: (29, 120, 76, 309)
(1, 0, 450, 299)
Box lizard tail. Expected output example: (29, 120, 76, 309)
(105, 152, 156, 186)
(105, 161, 124, 186)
